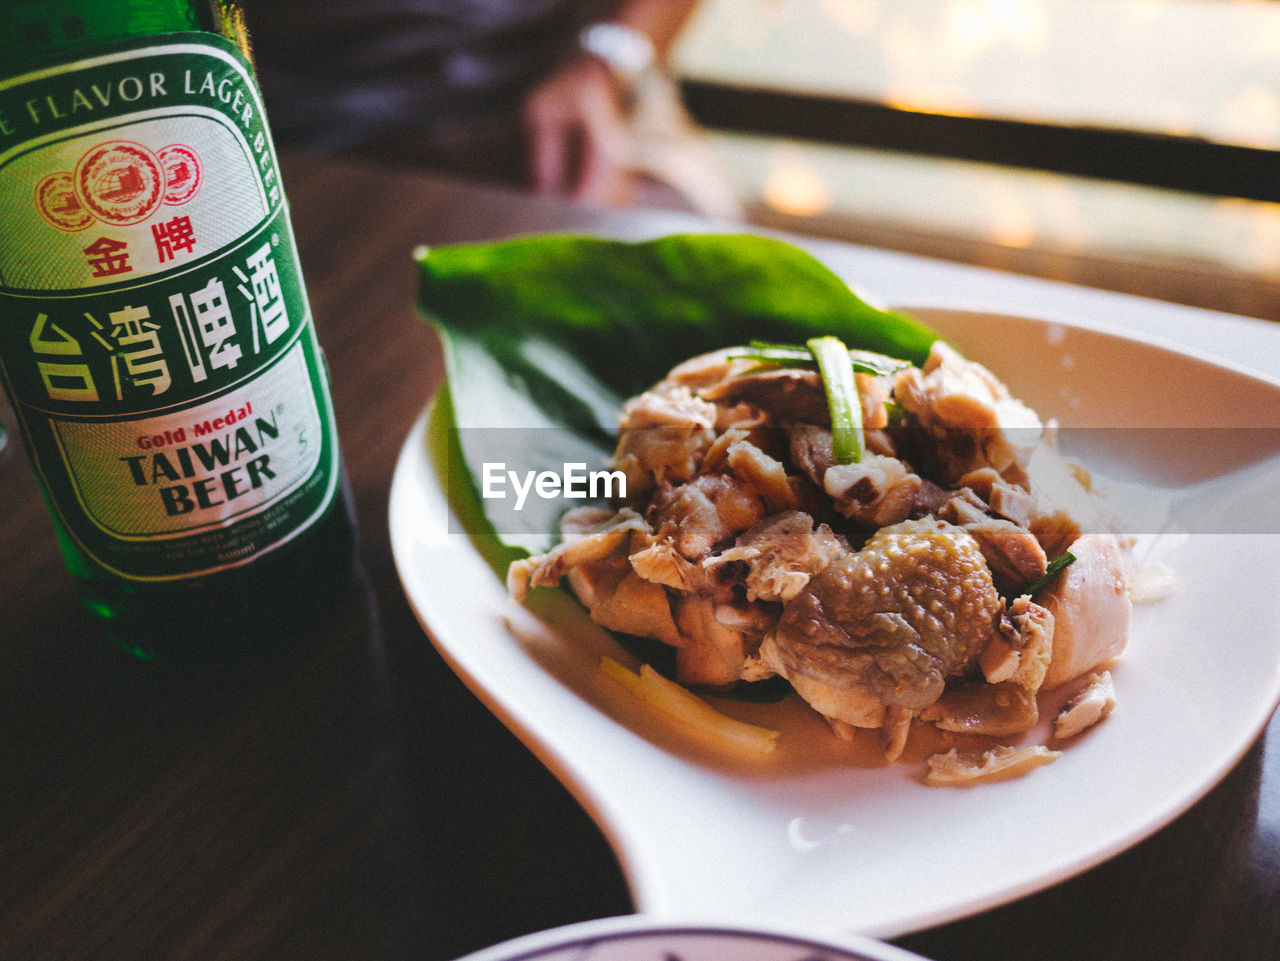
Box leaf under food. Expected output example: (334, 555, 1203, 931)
(416, 232, 940, 555)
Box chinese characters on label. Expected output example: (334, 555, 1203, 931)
(233, 242, 289, 349)
(29, 237, 292, 404)
(152, 216, 197, 263)
(81, 215, 198, 277)
(83, 236, 132, 278)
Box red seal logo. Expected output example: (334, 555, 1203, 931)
(35, 171, 94, 232)
(159, 144, 203, 205)
(73, 140, 165, 226)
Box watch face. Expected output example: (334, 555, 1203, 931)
(579, 21, 656, 82)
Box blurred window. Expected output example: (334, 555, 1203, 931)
(670, 0, 1280, 302)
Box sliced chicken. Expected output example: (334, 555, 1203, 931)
(673, 594, 748, 687)
(507, 341, 1140, 777)
(699, 366, 828, 422)
(705, 510, 846, 603)
(1054, 670, 1118, 738)
(650, 472, 767, 561)
(981, 595, 1054, 691)
(568, 557, 682, 648)
(824, 453, 923, 529)
(939, 491, 1048, 593)
(1038, 534, 1131, 689)
(507, 507, 647, 601)
(628, 538, 698, 592)
(723, 439, 801, 513)
(926, 744, 1060, 784)
(918, 681, 1039, 736)
(612, 385, 717, 497)
(894, 341, 1043, 486)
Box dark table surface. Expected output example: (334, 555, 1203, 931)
(2, 153, 1278, 961)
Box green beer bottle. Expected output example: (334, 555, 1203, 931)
(0, 1, 357, 661)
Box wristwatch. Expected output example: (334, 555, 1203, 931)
(578, 21, 658, 88)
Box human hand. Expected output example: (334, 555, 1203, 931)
(521, 54, 637, 206)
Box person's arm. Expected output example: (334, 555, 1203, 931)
(521, 0, 702, 205)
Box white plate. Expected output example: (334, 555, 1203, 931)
(389, 306, 1280, 937)
(449, 915, 929, 961)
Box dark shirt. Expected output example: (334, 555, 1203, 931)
(250, 0, 618, 155)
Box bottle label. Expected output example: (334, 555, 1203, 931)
(0, 34, 340, 581)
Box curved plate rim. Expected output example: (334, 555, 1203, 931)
(389, 304, 1280, 937)
(447, 913, 931, 961)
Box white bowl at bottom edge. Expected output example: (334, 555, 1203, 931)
(449, 914, 934, 961)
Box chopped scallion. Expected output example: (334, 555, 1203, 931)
(806, 335, 863, 464)
(729, 340, 814, 365)
(729, 340, 909, 377)
(1026, 552, 1077, 595)
(848, 349, 911, 378)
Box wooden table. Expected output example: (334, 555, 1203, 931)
(2, 153, 1277, 961)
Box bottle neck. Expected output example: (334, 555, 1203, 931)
(0, 1, 248, 75)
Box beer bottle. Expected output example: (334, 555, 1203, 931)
(0, 1, 357, 661)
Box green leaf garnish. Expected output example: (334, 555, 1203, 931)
(1026, 552, 1077, 595)
(730, 340, 814, 365)
(807, 335, 864, 464)
(849, 349, 913, 378)
(730, 339, 911, 378)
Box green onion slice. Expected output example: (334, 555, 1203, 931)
(848, 348, 911, 378)
(724, 337, 912, 465)
(732, 340, 813, 365)
(730, 340, 909, 377)
(732, 337, 911, 376)
(1026, 552, 1077, 595)
(806, 335, 864, 464)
